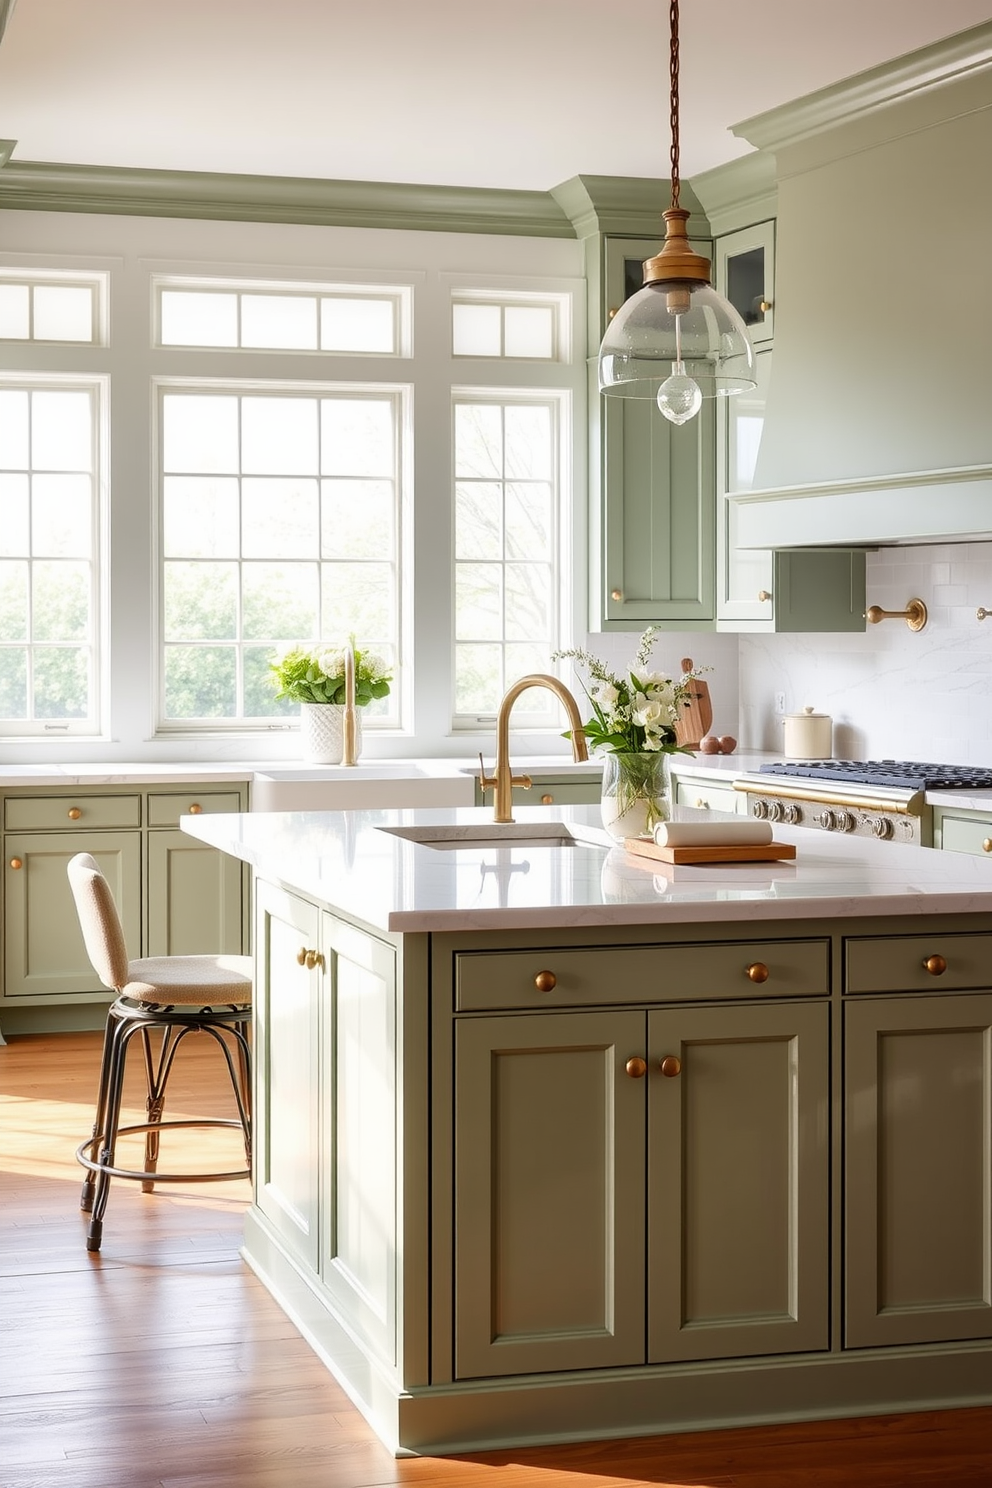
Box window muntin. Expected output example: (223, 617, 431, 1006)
(156, 279, 409, 356)
(452, 392, 565, 729)
(158, 384, 403, 730)
(0, 274, 103, 344)
(0, 381, 102, 734)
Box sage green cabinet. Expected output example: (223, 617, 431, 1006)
(932, 805, 992, 857)
(472, 771, 601, 809)
(715, 220, 775, 345)
(594, 236, 717, 631)
(672, 768, 745, 814)
(845, 991, 992, 1348)
(0, 781, 248, 1032)
(4, 830, 141, 1002)
(452, 994, 828, 1379)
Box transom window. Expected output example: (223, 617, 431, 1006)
(0, 273, 104, 344)
(452, 292, 566, 360)
(158, 383, 403, 729)
(0, 380, 103, 734)
(155, 278, 411, 355)
(452, 392, 565, 727)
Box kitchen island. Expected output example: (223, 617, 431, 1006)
(182, 803, 992, 1456)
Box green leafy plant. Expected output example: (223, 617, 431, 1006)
(553, 627, 705, 755)
(268, 643, 392, 707)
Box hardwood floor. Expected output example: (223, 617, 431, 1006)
(1, 1030, 990, 1487)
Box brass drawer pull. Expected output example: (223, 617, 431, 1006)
(304, 949, 323, 971)
(983, 838, 992, 854)
(660, 1055, 682, 1078)
(540, 794, 554, 805)
(923, 954, 947, 977)
(296, 947, 307, 966)
(68, 807, 82, 820)
(625, 1056, 647, 1079)
(9, 857, 22, 870)
(534, 969, 557, 992)
(746, 962, 770, 983)
(188, 803, 203, 814)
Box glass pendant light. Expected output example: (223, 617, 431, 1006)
(598, 0, 756, 423)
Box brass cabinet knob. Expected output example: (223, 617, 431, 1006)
(9, 857, 22, 870)
(983, 838, 992, 853)
(695, 797, 706, 808)
(625, 1056, 647, 1079)
(610, 588, 622, 601)
(746, 962, 770, 983)
(660, 1055, 682, 1078)
(759, 299, 773, 313)
(923, 954, 947, 977)
(296, 947, 307, 966)
(188, 803, 203, 814)
(540, 793, 554, 805)
(757, 590, 772, 602)
(534, 969, 557, 992)
(67, 807, 82, 820)
(304, 949, 323, 971)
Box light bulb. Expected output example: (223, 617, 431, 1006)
(656, 367, 702, 425)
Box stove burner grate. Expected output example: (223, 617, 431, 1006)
(758, 760, 992, 791)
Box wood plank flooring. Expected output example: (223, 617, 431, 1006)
(2, 1030, 990, 1487)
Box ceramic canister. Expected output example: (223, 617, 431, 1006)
(782, 706, 832, 760)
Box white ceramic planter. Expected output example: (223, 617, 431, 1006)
(299, 703, 363, 765)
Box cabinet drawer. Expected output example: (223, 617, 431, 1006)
(937, 813, 992, 857)
(455, 939, 829, 1011)
(4, 794, 141, 831)
(673, 781, 743, 814)
(845, 933, 992, 994)
(146, 790, 244, 828)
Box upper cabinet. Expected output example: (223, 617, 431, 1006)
(715, 220, 774, 344)
(591, 234, 716, 632)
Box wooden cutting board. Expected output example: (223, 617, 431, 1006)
(673, 656, 712, 749)
(624, 836, 797, 865)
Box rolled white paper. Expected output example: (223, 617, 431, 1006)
(652, 820, 774, 848)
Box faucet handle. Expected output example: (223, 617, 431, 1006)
(512, 775, 532, 790)
(477, 752, 497, 796)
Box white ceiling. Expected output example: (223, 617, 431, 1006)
(1, 0, 990, 191)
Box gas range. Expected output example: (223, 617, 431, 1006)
(729, 759, 992, 845)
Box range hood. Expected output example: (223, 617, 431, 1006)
(711, 23, 992, 550)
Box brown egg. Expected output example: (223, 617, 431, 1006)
(698, 735, 721, 754)
(718, 736, 737, 754)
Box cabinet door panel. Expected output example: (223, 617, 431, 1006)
(648, 1000, 829, 1362)
(454, 1009, 646, 1378)
(845, 994, 992, 1347)
(253, 880, 320, 1272)
(3, 832, 141, 1001)
(146, 831, 245, 956)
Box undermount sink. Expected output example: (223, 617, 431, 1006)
(378, 821, 610, 851)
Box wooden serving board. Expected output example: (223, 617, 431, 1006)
(673, 656, 712, 750)
(624, 837, 797, 866)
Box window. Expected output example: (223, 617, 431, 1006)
(0, 379, 104, 735)
(155, 278, 411, 356)
(0, 272, 105, 344)
(452, 391, 566, 728)
(158, 383, 404, 729)
(452, 291, 566, 360)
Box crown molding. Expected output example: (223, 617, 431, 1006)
(0, 0, 15, 46)
(0, 160, 575, 238)
(0, 139, 16, 168)
(552, 174, 708, 240)
(733, 21, 992, 157)
(689, 152, 777, 237)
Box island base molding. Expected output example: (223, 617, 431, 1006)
(242, 1208, 991, 1459)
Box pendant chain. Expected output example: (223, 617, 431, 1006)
(669, 0, 681, 210)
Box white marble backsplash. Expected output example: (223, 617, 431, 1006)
(738, 541, 992, 764)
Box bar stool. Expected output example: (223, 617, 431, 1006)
(67, 852, 253, 1253)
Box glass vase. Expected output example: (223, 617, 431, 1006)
(600, 751, 672, 842)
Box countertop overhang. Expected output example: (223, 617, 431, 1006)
(181, 801, 992, 933)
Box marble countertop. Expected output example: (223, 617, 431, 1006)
(0, 755, 606, 788)
(181, 801, 992, 933)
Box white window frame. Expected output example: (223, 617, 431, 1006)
(0, 268, 109, 345)
(152, 375, 410, 738)
(0, 372, 109, 739)
(451, 287, 571, 362)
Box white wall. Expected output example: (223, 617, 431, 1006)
(738, 542, 992, 763)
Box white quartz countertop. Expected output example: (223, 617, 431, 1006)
(0, 755, 605, 788)
(181, 801, 992, 933)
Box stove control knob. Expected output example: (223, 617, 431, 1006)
(782, 802, 803, 825)
(766, 801, 784, 822)
(835, 810, 856, 833)
(751, 799, 769, 820)
(814, 809, 836, 830)
(870, 816, 893, 840)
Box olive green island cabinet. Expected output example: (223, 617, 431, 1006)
(0, 779, 249, 1036)
(182, 802, 992, 1457)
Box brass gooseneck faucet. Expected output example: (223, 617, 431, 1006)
(480, 674, 589, 823)
(341, 639, 358, 767)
